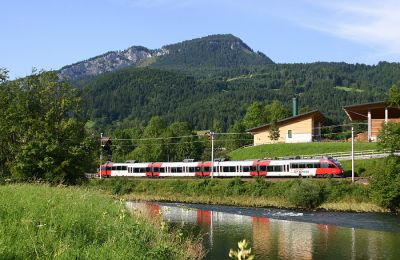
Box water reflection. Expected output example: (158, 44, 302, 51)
(126, 202, 400, 259)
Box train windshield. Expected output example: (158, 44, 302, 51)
(332, 159, 344, 171)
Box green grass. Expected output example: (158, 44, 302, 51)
(340, 158, 386, 177)
(0, 184, 204, 259)
(88, 178, 386, 212)
(229, 142, 378, 160)
(335, 86, 364, 93)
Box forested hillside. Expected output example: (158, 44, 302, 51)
(151, 34, 273, 69)
(82, 61, 400, 132)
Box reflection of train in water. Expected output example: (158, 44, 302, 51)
(98, 158, 344, 178)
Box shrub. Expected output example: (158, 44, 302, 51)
(286, 180, 324, 208)
(370, 155, 400, 210)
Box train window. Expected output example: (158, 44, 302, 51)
(291, 163, 298, 169)
(321, 162, 329, 168)
(122, 166, 127, 170)
(112, 166, 117, 170)
(213, 167, 218, 172)
(260, 166, 267, 171)
(195, 167, 201, 172)
(101, 166, 106, 170)
(116, 166, 121, 170)
(171, 167, 176, 173)
(189, 167, 196, 173)
(243, 166, 250, 172)
(223, 166, 236, 172)
(177, 167, 183, 173)
(306, 163, 313, 168)
(250, 166, 257, 171)
(106, 167, 111, 171)
(314, 163, 321, 168)
(153, 168, 159, 172)
(267, 166, 283, 172)
(203, 167, 210, 172)
(298, 164, 306, 168)
(160, 168, 165, 173)
(146, 167, 151, 172)
(328, 163, 336, 168)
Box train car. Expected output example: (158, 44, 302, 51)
(98, 162, 152, 177)
(97, 157, 344, 178)
(210, 160, 258, 177)
(152, 161, 203, 177)
(126, 162, 153, 177)
(258, 158, 343, 177)
(98, 161, 113, 177)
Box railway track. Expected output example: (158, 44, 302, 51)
(89, 175, 370, 184)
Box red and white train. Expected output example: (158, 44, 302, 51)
(98, 158, 344, 178)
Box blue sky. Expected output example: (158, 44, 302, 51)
(2, 0, 400, 78)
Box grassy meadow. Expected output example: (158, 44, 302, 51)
(229, 141, 377, 160)
(0, 184, 204, 259)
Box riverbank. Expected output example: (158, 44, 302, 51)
(0, 184, 204, 259)
(88, 178, 389, 213)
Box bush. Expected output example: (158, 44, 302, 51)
(370, 155, 400, 210)
(286, 180, 324, 209)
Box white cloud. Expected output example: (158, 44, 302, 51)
(302, 0, 400, 55)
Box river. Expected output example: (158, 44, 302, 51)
(126, 201, 400, 259)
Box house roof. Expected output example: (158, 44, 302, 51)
(343, 101, 400, 121)
(246, 110, 325, 133)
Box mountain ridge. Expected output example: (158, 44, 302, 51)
(59, 34, 274, 83)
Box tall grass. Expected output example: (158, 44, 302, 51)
(88, 178, 386, 212)
(0, 184, 204, 259)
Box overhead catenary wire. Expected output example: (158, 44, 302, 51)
(102, 121, 369, 148)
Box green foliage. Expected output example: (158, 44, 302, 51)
(370, 156, 400, 210)
(224, 121, 252, 151)
(386, 82, 400, 108)
(242, 101, 264, 129)
(286, 180, 324, 208)
(0, 184, 203, 259)
(0, 70, 95, 183)
(120, 117, 204, 162)
(265, 100, 291, 122)
(378, 122, 400, 152)
(0, 68, 7, 82)
(90, 178, 375, 210)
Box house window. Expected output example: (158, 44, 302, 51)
(288, 130, 292, 138)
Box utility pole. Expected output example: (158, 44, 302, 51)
(99, 133, 103, 179)
(210, 132, 214, 179)
(351, 127, 354, 183)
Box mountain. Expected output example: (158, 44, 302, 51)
(81, 62, 400, 132)
(59, 34, 273, 83)
(57, 34, 400, 132)
(59, 46, 168, 83)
